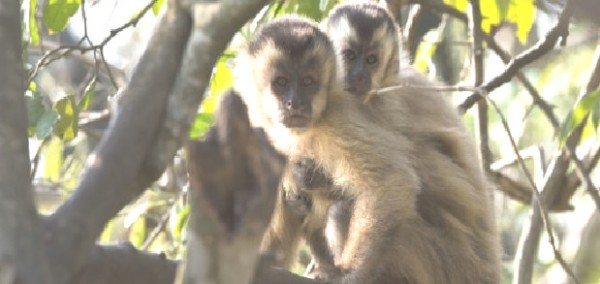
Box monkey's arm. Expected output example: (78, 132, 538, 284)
(259, 188, 305, 268)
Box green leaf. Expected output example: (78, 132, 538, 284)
(27, 92, 45, 136)
(52, 95, 79, 140)
(283, 0, 323, 20)
(558, 89, 600, 145)
(43, 137, 63, 183)
(79, 77, 96, 111)
(319, 0, 337, 15)
(36, 110, 59, 139)
(443, 0, 468, 12)
(43, 0, 81, 34)
(128, 218, 147, 248)
(189, 113, 214, 139)
(170, 204, 189, 240)
(592, 99, 600, 130)
(152, 0, 166, 15)
(29, 0, 40, 45)
(506, 0, 536, 44)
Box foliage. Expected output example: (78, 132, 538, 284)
(443, 0, 536, 43)
(559, 89, 600, 145)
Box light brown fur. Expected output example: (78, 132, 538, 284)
(318, 2, 501, 283)
(236, 16, 452, 283)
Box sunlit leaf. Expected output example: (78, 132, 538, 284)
(52, 95, 79, 140)
(124, 201, 150, 228)
(129, 218, 147, 248)
(29, 81, 38, 92)
(558, 89, 600, 145)
(170, 204, 189, 240)
(152, 0, 166, 15)
(43, 137, 64, 183)
(480, 0, 504, 34)
(99, 219, 115, 243)
(189, 113, 214, 139)
(443, 0, 468, 12)
(80, 77, 96, 111)
(29, 0, 40, 45)
(413, 30, 439, 73)
(43, 0, 81, 34)
(506, 0, 536, 44)
(210, 56, 234, 97)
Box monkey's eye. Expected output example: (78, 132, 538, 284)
(342, 49, 357, 61)
(273, 76, 288, 87)
(302, 76, 315, 86)
(366, 54, 378, 65)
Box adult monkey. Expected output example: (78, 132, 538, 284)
(299, 2, 501, 283)
(236, 16, 455, 284)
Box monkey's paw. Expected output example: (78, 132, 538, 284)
(306, 266, 343, 282)
(292, 157, 332, 191)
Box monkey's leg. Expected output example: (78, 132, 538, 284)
(335, 190, 438, 284)
(303, 224, 341, 280)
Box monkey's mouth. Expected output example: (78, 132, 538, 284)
(283, 114, 311, 128)
(344, 85, 369, 97)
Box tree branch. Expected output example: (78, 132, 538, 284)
(459, 0, 575, 111)
(469, 0, 492, 172)
(45, 1, 192, 283)
(143, 0, 271, 187)
(488, 98, 579, 284)
(0, 0, 53, 282)
(185, 91, 287, 284)
(69, 245, 178, 284)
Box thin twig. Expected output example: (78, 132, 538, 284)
(469, 0, 491, 170)
(100, 47, 119, 88)
(459, 0, 575, 112)
(30, 136, 51, 180)
(27, 0, 159, 83)
(487, 97, 581, 284)
(141, 207, 172, 251)
(415, 0, 562, 128)
(369, 81, 481, 95)
(484, 36, 561, 128)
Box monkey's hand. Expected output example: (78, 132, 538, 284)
(284, 189, 312, 217)
(292, 157, 333, 191)
(306, 264, 343, 282)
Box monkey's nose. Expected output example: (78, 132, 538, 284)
(285, 100, 307, 111)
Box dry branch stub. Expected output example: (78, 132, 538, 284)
(186, 90, 286, 283)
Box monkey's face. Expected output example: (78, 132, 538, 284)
(324, 3, 399, 97)
(262, 57, 325, 129)
(246, 20, 333, 131)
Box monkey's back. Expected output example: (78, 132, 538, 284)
(366, 67, 502, 283)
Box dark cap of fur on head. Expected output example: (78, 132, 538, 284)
(325, 3, 397, 42)
(247, 16, 334, 60)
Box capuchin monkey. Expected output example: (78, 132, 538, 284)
(236, 16, 455, 284)
(288, 2, 501, 283)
